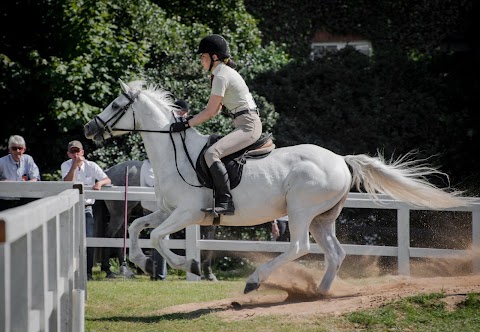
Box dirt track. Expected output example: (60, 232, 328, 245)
(158, 260, 480, 320)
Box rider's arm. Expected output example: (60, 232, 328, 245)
(188, 95, 223, 127)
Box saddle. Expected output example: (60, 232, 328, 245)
(196, 133, 275, 190)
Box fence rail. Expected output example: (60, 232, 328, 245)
(1, 182, 480, 281)
(0, 186, 85, 332)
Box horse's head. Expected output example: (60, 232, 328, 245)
(84, 79, 177, 142)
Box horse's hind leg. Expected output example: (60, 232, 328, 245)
(309, 195, 347, 295)
(244, 212, 313, 294)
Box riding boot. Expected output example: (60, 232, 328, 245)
(202, 161, 235, 215)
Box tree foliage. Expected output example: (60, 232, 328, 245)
(0, 0, 288, 174)
(245, 0, 477, 190)
(0, 0, 477, 191)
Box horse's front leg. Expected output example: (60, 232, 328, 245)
(150, 209, 205, 276)
(128, 209, 169, 275)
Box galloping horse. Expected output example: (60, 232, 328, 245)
(84, 79, 470, 295)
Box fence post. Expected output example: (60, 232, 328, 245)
(72, 183, 87, 297)
(185, 225, 201, 281)
(473, 207, 480, 273)
(0, 189, 82, 332)
(397, 205, 410, 275)
(72, 289, 85, 332)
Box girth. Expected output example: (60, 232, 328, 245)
(195, 133, 275, 190)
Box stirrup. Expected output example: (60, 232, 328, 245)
(201, 206, 235, 216)
(201, 206, 218, 218)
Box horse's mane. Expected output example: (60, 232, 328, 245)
(128, 80, 176, 111)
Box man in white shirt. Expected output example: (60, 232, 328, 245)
(61, 140, 111, 280)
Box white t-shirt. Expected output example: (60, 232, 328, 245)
(61, 159, 108, 205)
(211, 63, 256, 112)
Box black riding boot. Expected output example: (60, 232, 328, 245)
(202, 161, 235, 215)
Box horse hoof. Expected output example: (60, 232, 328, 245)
(145, 257, 154, 276)
(244, 282, 260, 294)
(190, 259, 201, 276)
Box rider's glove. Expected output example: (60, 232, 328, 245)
(170, 117, 191, 132)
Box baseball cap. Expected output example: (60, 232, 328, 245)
(67, 140, 83, 151)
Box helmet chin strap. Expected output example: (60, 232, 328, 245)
(209, 54, 221, 71)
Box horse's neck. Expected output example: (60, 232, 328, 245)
(136, 94, 208, 183)
(140, 129, 208, 180)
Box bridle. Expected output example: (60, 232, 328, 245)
(93, 91, 172, 135)
(93, 90, 204, 188)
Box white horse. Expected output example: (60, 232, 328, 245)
(84, 79, 470, 295)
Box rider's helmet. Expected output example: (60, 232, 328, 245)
(197, 34, 231, 59)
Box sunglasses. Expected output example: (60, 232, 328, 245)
(10, 146, 24, 151)
(69, 148, 81, 153)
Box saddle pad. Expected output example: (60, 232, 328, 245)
(195, 133, 274, 190)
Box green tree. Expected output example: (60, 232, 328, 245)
(1, 0, 288, 174)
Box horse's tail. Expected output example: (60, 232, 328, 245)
(343, 151, 472, 209)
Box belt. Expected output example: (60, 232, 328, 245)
(232, 109, 258, 119)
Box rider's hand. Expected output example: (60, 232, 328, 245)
(170, 118, 190, 132)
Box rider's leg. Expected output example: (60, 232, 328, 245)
(203, 117, 261, 215)
(203, 161, 235, 215)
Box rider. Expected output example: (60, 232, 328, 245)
(170, 34, 262, 215)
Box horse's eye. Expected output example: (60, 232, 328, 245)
(112, 102, 119, 111)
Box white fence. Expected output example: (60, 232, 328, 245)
(1, 181, 479, 332)
(2, 182, 479, 279)
(85, 186, 480, 277)
(0, 183, 86, 332)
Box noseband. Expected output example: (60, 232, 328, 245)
(93, 91, 141, 136)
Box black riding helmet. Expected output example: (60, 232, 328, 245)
(197, 34, 231, 71)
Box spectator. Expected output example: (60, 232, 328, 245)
(0, 135, 40, 182)
(272, 215, 290, 242)
(61, 140, 111, 280)
(0, 135, 40, 211)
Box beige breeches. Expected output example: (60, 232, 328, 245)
(204, 112, 262, 167)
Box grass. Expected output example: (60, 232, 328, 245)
(86, 270, 480, 332)
(346, 292, 480, 332)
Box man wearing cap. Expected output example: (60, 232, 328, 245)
(61, 140, 111, 280)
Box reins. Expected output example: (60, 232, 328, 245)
(95, 90, 204, 188)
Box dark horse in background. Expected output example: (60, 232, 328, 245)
(94, 160, 218, 280)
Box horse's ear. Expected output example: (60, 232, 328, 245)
(119, 79, 129, 93)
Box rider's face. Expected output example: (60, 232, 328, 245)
(199, 53, 210, 71)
